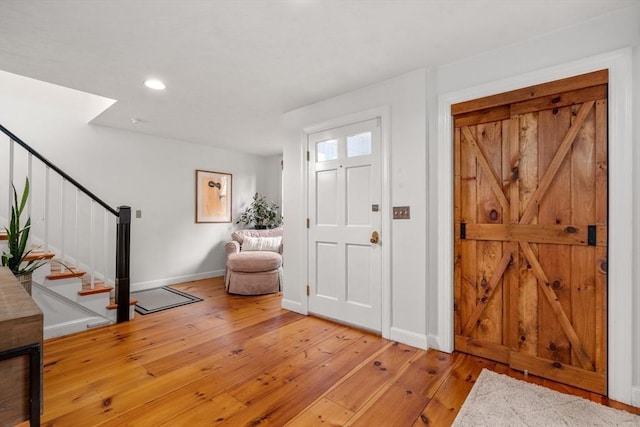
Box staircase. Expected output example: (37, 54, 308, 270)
(0, 124, 133, 338)
(2, 232, 135, 339)
(40, 261, 137, 323)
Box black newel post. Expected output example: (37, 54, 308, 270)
(115, 206, 131, 323)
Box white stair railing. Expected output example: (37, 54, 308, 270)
(0, 123, 132, 323)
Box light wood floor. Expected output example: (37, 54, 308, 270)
(32, 277, 639, 426)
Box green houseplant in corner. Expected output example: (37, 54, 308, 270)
(236, 193, 283, 229)
(1, 178, 47, 294)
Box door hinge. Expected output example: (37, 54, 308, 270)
(460, 223, 466, 240)
(306, 218, 310, 228)
(306, 150, 310, 161)
(306, 285, 310, 296)
(587, 225, 596, 246)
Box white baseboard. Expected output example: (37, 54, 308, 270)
(43, 317, 106, 340)
(632, 386, 640, 408)
(427, 334, 441, 351)
(281, 298, 306, 314)
(131, 270, 225, 292)
(389, 327, 428, 350)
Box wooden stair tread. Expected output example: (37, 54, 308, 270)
(78, 282, 113, 296)
(0, 231, 7, 241)
(46, 269, 86, 280)
(81, 275, 106, 285)
(107, 297, 138, 310)
(22, 251, 56, 262)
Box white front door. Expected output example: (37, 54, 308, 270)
(307, 118, 382, 331)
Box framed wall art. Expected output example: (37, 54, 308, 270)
(195, 169, 232, 223)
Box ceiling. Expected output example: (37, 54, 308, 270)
(0, 0, 636, 156)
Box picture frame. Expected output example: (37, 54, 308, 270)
(195, 169, 232, 223)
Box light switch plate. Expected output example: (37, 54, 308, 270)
(136, 210, 142, 219)
(393, 206, 410, 219)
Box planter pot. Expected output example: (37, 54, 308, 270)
(15, 272, 33, 295)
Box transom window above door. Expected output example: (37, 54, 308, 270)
(316, 139, 338, 161)
(346, 132, 372, 157)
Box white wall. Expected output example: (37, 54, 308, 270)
(282, 69, 428, 346)
(0, 72, 274, 289)
(262, 154, 283, 211)
(634, 41, 640, 407)
(283, 4, 640, 405)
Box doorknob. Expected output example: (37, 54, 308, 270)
(370, 231, 379, 244)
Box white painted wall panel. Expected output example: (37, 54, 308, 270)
(346, 243, 371, 306)
(346, 165, 370, 226)
(316, 242, 338, 299)
(316, 170, 338, 225)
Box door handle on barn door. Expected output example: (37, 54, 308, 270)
(370, 231, 379, 244)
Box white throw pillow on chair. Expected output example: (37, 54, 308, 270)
(241, 236, 282, 252)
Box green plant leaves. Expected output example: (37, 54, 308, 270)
(1, 177, 47, 275)
(235, 193, 283, 228)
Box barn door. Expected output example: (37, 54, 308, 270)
(453, 70, 608, 394)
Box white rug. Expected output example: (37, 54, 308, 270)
(453, 369, 640, 426)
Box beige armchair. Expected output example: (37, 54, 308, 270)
(224, 227, 283, 295)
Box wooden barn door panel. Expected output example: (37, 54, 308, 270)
(454, 120, 513, 364)
(453, 70, 608, 394)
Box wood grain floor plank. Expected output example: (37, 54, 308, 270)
(42, 309, 294, 402)
(45, 306, 347, 424)
(227, 325, 360, 405)
(326, 341, 418, 412)
(158, 392, 247, 426)
(124, 306, 289, 365)
(141, 310, 303, 377)
(348, 350, 455, 426)
(96, 384, 247, 426)
(216, 335, 389, 425)
(415, 353, 495, 426)
(286, 398, 354, 426)
(35, 277, 640, 426)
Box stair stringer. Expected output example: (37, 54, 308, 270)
(31, 282, 111, 339)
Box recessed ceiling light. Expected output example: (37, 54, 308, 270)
(144, 79, 166, 90)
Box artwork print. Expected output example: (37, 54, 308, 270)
(196, 170, 232, 223)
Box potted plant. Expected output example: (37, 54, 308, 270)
(236, 193, 283, 229)
(1, 178, 47, 294)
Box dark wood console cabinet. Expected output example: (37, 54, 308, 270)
(0, 267, 43, 426)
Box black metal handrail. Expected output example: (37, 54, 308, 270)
(0, 123, 118, 216)
(1, 123, 131, 322)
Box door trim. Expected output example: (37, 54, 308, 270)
(302, 106, 392, 340)
(436, 48, 634, 404)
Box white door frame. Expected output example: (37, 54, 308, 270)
(303, 106, 392, 339)
(435, 48, 634, 405)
